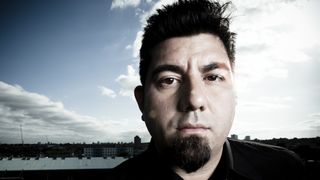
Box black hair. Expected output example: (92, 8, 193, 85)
(139, 0, 236, 86)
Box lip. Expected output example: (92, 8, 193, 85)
(177, 124, 210, 134)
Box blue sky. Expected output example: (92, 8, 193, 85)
(0, 0, 319, 144)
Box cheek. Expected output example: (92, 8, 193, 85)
(143, 91, 177, 135)
(145, 89, 178, 118)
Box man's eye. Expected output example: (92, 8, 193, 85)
(161, 78, 175, 84)
(157, 77, 180, 87)
(204, 74, 225, 82)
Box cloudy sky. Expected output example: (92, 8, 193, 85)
(0, 0, 319, 144)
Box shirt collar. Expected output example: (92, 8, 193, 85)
(146, 139, 255, 180)
(224, 139, 261, 180)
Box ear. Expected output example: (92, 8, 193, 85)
(134, 85, 144, 112)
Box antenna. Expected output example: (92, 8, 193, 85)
(20, 124, 24, 145)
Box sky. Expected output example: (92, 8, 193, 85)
(0, 0, 319, 144)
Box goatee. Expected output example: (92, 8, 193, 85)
(165, 135, 211, 173)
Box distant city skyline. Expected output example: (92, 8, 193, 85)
(0, 0, 319, 144)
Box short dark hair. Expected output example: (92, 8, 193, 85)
(139, 0, 236, 86)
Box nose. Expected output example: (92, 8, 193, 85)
(178, 76, 206, 112)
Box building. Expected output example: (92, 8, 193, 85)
(84, 147, 104, 157)
(0, 157, 126, 180)
(244, 136, 251, 141)
(83, 136, 148, 158)
(230, 134, 238, 140)
(134, 135, 141, 145)
(103, 147, 118, 157)
(0, 157, 126, 171)
(84, 147, 133, 157)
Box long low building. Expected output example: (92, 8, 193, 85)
(0, 157, 126, 171)
(0, 157, 126, 180)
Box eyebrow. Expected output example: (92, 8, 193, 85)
(201, 62, 230, 73)
(150, 62, 230, 78)
(151, 64, 184, 78)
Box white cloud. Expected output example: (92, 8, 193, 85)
(289, 114, 320, 137)
(100, 65, 140, 99)
(131, 0, 178, 58)
(308, 113, 320, 119)
(111, 0, 141, 10)
(132, 31, 143, 58)
(99, 86, 117, 98)
(267, 68, 288, 79)
(139, 0, 177, 24)
(232, 110, 320, 140)
(116, 65, 140, 97)
(0, 81, 134, 143)
(125, 44, 132, 50)
(239, 96, 294, 112)
(227, 0, 320, 94)
(306, 113, 320, 134)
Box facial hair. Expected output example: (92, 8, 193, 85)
(165, 135, 211, 173)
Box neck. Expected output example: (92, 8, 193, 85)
(173, 147, 224, 180)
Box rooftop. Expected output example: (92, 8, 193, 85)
(0, 157, 126, 171)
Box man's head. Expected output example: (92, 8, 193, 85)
(139, 0, 236, 86)
(134, 0, 236, 173)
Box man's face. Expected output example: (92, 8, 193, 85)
(135, 33, 236, 157)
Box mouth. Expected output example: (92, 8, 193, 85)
(177, 124, 210, 134)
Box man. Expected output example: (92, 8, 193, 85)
(112, 0, 305, 179)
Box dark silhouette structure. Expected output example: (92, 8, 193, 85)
(0, 137, 319, 179)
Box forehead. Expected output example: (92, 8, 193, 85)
(150, 33, 230, 69)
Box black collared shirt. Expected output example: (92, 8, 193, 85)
(111, 139, 305, 180)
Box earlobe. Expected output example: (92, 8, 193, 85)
(134, 85, 144, 112)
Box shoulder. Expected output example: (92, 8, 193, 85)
(229, 138, 301, 160)
(110, 146, 180, 180)
(110, 153, 147, 179)
(109, 148, 165, 180)
(228, 139, 305, 179)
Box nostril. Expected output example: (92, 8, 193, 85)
(178, 81, 206, 112)
(186, 106, 196, 112)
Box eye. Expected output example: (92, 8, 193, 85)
(157, 77, 180, 88)
(161, 77, 175, 84)
(204, 74, 225, 82)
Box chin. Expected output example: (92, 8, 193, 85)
(164, 135, 212, 173)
